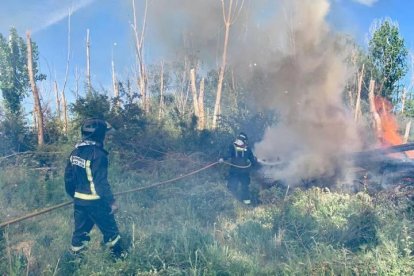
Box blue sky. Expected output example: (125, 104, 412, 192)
(330, 0, 413, 48)
(0, 0, 413, 105)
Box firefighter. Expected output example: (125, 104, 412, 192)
(64, 118, 125, 258)
(220, 132, 257, 204)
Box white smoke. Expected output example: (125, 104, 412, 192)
(132, 0, 363, 186)
(245, 0, 363, 185)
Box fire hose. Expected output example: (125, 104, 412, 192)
(0, 160, 251, 229)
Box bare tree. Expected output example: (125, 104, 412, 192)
(61, 10, 72, 134)
(190, 68, 200, 119)
(354, 64, 364, 122)
(112, 43, 120, 107)
(61, 89, 68, 134)
(51, 11, 71, 134)
(74, 66, 80, 99)
(54, 81, 61, 119)
(26, 31, 44, 146)
(86, 29, 91, 95)
(404, 120, 411, 143)
(401, 87, 407, 114)
(158, 61, 165, 120)
(368, 80, 382, 140)
(198, 77, 205, 129)
(174, 57, 190, 116)
(212, 0, 244, 129)
(131, 0, 149, 112)
(190, 68, 206, 130)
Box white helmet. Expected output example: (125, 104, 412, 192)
(233, 139, 245, 147)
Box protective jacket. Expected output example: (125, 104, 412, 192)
(64, 140, 115, 206)
(225, 143, 257, 174)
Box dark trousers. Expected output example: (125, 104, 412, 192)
(72, 204, 121, 253)
(227, 172, 251, 201)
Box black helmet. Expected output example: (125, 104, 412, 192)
(237, 132, 248, 143)
(81, 118, 112, 143)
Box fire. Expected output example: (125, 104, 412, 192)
(374, 96, 414, 158)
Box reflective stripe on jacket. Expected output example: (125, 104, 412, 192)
(64, 140, 115, 206)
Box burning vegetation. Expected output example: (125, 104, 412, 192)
(1, 0, 414, 274)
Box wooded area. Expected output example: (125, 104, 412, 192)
(1, 0, 414, 274)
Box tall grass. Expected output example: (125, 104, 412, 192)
(2, 153, 414, 275)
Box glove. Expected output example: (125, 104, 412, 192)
(109, 203, 119, 215)
(218, 158, 224, 163)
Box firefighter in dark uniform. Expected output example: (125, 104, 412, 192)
(64, 118, 125, 258)
(220, 132, 257, 204)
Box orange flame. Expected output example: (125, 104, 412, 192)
(374, 96, 414, 158)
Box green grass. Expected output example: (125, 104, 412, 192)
(2, 154, 414, 275)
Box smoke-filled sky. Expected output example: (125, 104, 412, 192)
(0, 0, 412, 91)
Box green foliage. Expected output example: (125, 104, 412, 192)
(43, 117, 67, 144)
(0, 28, 29, 115)
(70, 90, 111, 122)
(147, 63, 171, 99)
(403, 98, 414, 118)
(0, 112, 34, 154)
(368, 18, 408, 101)
(0, 28, 45, 114)
(0, 28, 45, 154)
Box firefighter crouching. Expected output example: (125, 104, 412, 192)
(220, 132, 257, 205)
(64, 118, 125, 258)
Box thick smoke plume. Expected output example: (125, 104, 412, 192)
(147, 0, 362, 185)
(147, 0, 268, 64)
(247, 0, 362, 185)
